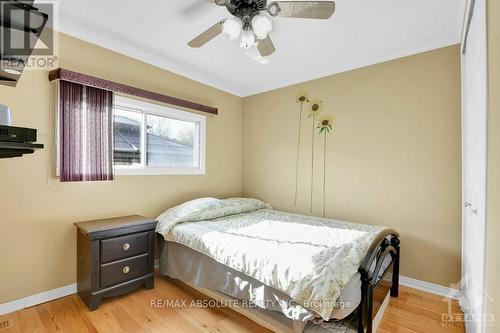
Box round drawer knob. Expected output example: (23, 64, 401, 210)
(122, 243, 130, 251)
(123, 266, 130, 274)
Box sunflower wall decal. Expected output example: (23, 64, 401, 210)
(294, 93, 309, 206)
(317, 114, 334, 217)
(292, 94, 333, 217)
(308, 100, 323, 213)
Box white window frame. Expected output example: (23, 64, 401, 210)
(113, 95, 206, 176)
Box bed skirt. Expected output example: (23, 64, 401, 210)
(159, 240, 394, 333)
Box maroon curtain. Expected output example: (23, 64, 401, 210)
(59, 80, 114, 182)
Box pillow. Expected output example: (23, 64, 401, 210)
(155, 197, 272, 238)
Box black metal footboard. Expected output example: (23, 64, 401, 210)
(357, 229, 400, 333)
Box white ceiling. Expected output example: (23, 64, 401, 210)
(51, 0, 466, 97)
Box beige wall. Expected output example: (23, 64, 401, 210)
(0, 33, 243, 303)
(486, 0, 500, 330)
(0, 33, 464, 303)
(242, 45, 462, 287)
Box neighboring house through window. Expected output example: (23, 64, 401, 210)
(112, 96, 206, 175)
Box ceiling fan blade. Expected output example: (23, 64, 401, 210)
(181, 2, 212, 18)
(257, 35, 276, 57)
(188, 21, 224, 48)
(207, 0, 229, 5)
(181, 0, 230, 18)
(270, 1, 335, 19)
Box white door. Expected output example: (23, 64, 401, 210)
(461, 0, 487, 332)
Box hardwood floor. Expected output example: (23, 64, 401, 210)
(0, 273, 464, 333)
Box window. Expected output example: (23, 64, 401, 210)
(113, 96, 206, 175)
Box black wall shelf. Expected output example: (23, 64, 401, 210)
(0, 141, 44, 158)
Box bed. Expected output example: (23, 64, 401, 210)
(155, 198, 400, 333)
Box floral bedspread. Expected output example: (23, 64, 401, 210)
(156, 198, 385, 321)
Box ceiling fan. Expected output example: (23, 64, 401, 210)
(188, 0, 336, 57)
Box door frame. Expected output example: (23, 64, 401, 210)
(460, 0, 489, 332)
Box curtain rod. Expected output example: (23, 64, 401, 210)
(48, 68, 218, 116)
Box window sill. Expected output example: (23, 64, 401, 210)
(114, 167, 206, 176)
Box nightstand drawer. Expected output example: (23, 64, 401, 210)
(75, 215, 156, 310)
(101, 254, 149, 288)
(101, 232, 148, 263)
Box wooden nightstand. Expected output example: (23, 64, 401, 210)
(74, 215, 157, 310)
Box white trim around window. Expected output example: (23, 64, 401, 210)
(113, 96, 206, 176)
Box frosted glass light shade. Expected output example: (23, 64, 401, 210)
(222, 17, 243, 40)
(251, 14, 273, 39)
(239, 29, 256, 49)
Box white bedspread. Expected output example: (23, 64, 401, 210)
(156, 199, 384, 321)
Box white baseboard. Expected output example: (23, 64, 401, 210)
(0, 273, 460, 317)
(400, 275, 461, 299)
(0, 261, 161, 316)
(0, 283, 77, 316)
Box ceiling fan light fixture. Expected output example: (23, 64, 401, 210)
(188, 0, 336, 57)
(251, 13, 273, 39)
(266, 2, 281, 17)
(222, 16, 243, 40)
(239, 28, 256, 49)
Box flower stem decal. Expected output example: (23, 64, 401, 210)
(294, 93, 309, 206)
(317, 114, 333, 217)
(308, 100, 323, 212)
